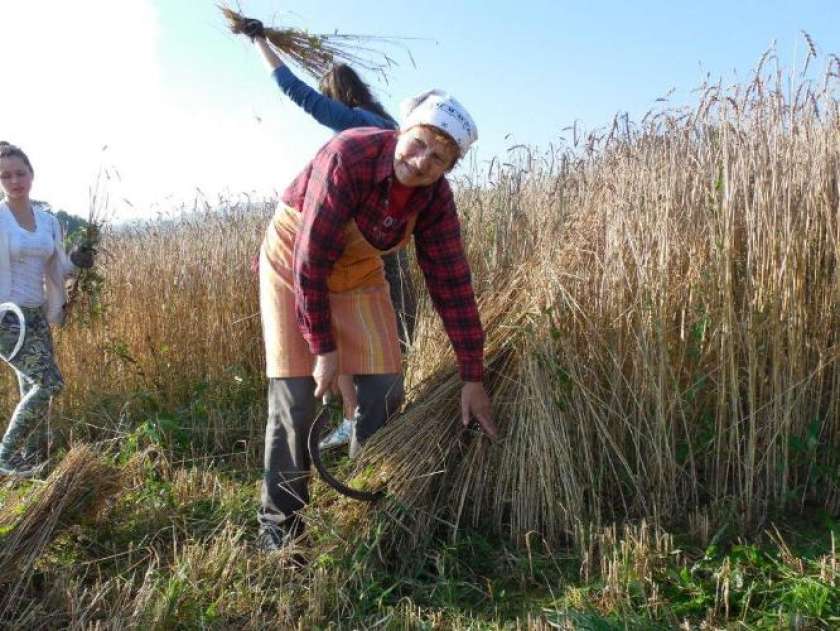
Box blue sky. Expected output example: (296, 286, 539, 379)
(5, 1, 838, 219)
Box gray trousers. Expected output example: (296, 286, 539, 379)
(259, 373, 403, 528)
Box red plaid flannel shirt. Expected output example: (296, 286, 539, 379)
(281, 128, 485, 381)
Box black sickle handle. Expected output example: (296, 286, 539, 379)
(308, 406, 385, 502)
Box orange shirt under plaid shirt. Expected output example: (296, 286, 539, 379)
(281, 127, 485, 381)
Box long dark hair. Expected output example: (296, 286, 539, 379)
(0, 141, 34, 175)
(318, 64, 396, 126)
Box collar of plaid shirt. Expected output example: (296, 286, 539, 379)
(372, 132, 398, 183)
(282, 129, 439, 249)
(364, 132, 437, 215)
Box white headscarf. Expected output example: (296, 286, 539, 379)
(400, 89, 478, 157)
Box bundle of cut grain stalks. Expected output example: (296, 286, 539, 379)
(220, 6, 402, 79)
(339, 257, 582, 555)
(325, 47, 840, 555)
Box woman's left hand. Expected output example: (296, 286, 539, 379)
(69, 244, 95, 269)
(461, 381, 498, 440)
(313, 351, 339, 400)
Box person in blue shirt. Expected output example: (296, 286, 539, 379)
(273, 59, 397, 132)
(248, 24, 396, 133)
(240, 18, 416, 454)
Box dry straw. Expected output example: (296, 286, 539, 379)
(0, 445, 121, 615)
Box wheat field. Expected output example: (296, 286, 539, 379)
(1, 53, 840, 627)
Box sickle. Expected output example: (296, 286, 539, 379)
(308, 406, 385, 502)
(0, 302, 26, 362)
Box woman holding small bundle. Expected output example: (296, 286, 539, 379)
(0, 142, 94, 478)
(238, 17, 417, 453)
(257, 89, 498, 550)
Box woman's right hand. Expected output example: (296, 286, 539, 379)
(313, 351, 339, 400)
(241, 18, 265, 41)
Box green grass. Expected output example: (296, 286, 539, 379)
(1, 377, 839, 629)
(34, 464, 840, 628)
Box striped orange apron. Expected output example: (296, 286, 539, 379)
(260, 204, 416, 378)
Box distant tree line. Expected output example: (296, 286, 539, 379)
(53, 209, 90, 236)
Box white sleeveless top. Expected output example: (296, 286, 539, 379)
(0, 203, 57, 307)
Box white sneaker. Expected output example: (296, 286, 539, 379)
(318, 418, 354, 451)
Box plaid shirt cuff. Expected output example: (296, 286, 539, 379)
(459, 360, 484, 382)
(307, 335, 337, 356)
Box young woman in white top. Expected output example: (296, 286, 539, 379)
(0, 142, 94, 477)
